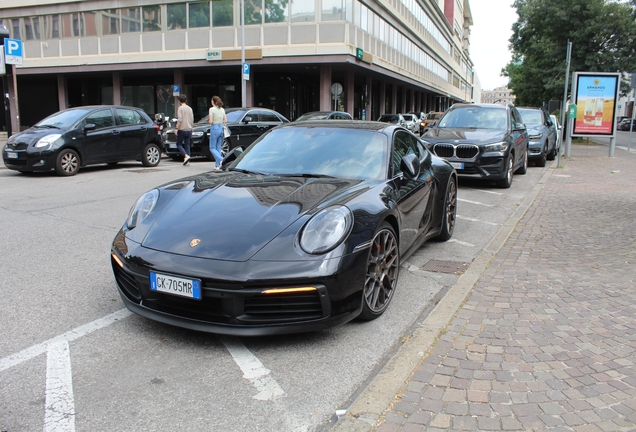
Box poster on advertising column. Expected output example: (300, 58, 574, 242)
(572, 72, 620, 137)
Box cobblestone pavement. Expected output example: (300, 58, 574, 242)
(375, 144, 636, 432)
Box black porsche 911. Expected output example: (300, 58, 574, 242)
(111, 120, 457, 336)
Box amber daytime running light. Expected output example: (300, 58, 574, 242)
(261, 287, 318, 294)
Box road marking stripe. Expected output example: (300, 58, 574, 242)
(458, 198, 493, 207)
(456, 214, 500, 226)
(44, 340, 75, 432)
(0, 309, 132, 373)
(220, 336, 286, 401)
(448, 239, 475, 247)
(474, 189, 503, 195)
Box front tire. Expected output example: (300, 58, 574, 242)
(535, 145, 547, 167)
(496, 155, 514, 188)
(55, 149, 80, 176)
(142, 143, 161, 167)
(546, 142, 556, 161)
(358, 223, 400, 320)
(436, 176, 457, 241)
(515, 148, 528, 175)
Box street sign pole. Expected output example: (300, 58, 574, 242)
(241, 0, 246, 109)
(559, 40, 572, 166)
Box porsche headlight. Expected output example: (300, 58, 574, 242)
(483, 142, 508, 152)
(300, 206, 353, 254)
(126, 189, 159, 230)
(34, 134, 62, 150)
(192, 131, 205, 138)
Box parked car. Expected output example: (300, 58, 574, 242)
(617, 118, 636, 131)
(111, 120, 458, 335)
(422, 111, 444, 131)
(296, 111, 352, 121)
(550, 114, 562, 153)
(163, 107, 289, 162)
(421, 103, 528, 188)
(516, 107, 557, 167)
(400, 113, 420, 134)
(2, 105, 162, 176)
(377, 113, 407, 128)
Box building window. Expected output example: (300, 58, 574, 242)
(245, 0, 263, 24)
(11, 18, 21, 39)
(292, 0, 315, 22)
(24, 17, 41, 40)
(265, 0, 289, 23)
(189, 2, 211, 28)
(62, 13, 93, 37)
(143, 5, 161, 32)
(43, 15, 60, 39)
(212, 0, 234, 27)
(322, 0, 343, 21)
(167, 4, 187, 29)
(102, 10, 120, 35)
(122, 8, 141, 33)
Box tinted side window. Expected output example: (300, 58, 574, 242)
(511, 108, 522, 130)
(258, 111, 280, 122)
(116, 108, 144, 125)
(392, 131, 420, 174)
(84, 109, 115, 129)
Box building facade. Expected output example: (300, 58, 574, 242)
(0, 0, 474, 131)
(481, 86, 514, 105)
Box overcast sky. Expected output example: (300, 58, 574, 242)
(469, 0, 517, 90)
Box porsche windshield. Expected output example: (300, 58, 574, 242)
(233, 127, 388, 180)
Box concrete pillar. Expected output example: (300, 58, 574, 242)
(57, 75, 68, 111)
(7, 67, 20, 133)
(391, 84, 397, 114)
(173, 69, 184, 117)
(246, 78, 254, 107)
(112, 72, 122, 106)
(346, 70, 355, 114)
(320, 65, 331, 111)
(379, 81, 386, 116)
(365, 76, 372, 121)
(400, 86, 406, 113)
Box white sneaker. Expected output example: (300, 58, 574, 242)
(183, 155, 190, 166)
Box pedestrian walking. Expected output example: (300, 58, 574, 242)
(176, 94, 194, 166)
(208, 95, 227, 170)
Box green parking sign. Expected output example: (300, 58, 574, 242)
(568, 104, 577, 119)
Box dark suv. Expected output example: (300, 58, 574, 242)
(516, 107, 557, 167)
(421, 103, 528, 188)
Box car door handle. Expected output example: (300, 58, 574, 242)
(112, 130, 120, 135)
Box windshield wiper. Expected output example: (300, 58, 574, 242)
(229, 167, 267, 175)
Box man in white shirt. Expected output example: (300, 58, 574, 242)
(176, 94, 194, 166)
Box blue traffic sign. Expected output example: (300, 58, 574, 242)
(172, 84, 180, 96)
(4, 38, 22, 65)
(242, 63, 250, 81)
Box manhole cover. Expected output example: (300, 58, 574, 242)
(124, 169, 169, 173)
(420, 260, 470, 274)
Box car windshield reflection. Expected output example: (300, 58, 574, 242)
(37, 109, 91, 128)
(232, 127, 388, 180)
(438, 107, 508, 129)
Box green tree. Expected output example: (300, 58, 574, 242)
(502, 0, 636, 106)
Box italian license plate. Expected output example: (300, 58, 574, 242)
(450, 162, 464, 170)
(168, 144, 177, 149)
(149, 272, 202, 300)
(6, 151, 18, 159)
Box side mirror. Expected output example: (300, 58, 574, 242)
(84, 123, 96, 132)
(400, 153, 421, 180)
(243, 116, 253, 124)
(515, 123, 526, 132)
(221, 146, 244, 168)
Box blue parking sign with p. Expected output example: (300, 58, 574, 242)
(242, 63, 250, 81)
(4, 38, 23, 65)
(172, 84, 180, 96)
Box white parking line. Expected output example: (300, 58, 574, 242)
(458, 198, 493, 207)
(456, 214, 501, 226)
(0, 309, 132, 373)
(44, 340, 75, 432)
(448, 239, 475, 247)
(220, 336, 286, 401)
(474, 189, 504, 195)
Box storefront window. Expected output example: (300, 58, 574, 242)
(322, 0, 343, 21)
(101, 10, 120, 35)
(291, 0, 314, 22)
(167, 4, 187, 29)
(143, 6, 161, 32)
(212, 0, 233, 27)
(265, 0, 289, 23)
(122, 8, 141, 33)
(244, 0, 263, 25)
(189, 2, 210, 28)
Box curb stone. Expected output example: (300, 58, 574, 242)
(331, 161, 559, 432)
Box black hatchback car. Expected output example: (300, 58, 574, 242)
(421, 103, 529, 188)
(163, 107, 289, 161)
(2, 105, 162, 176)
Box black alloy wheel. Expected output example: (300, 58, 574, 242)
(55, 149, 80, 176)
(436, 176, 457, 241)
(359, 223, 400, 320)
(142, 143, 161, 167)
(496, 155, 514, 188)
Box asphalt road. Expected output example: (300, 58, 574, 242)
(0, 155, 553, 432)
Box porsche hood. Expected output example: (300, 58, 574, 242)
(140, 172, 364, 261)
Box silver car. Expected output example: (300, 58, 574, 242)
(400, 113, 420, 134)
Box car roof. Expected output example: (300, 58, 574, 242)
(276, 119, 396, 132)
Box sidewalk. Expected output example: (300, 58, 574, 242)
(335, 143, 636, 431)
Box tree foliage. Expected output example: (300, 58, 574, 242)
(502, 0, 636, 106)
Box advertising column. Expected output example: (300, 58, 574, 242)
(572, 72, 620, 137)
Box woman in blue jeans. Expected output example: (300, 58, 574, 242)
(208, 96, 227, 169)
